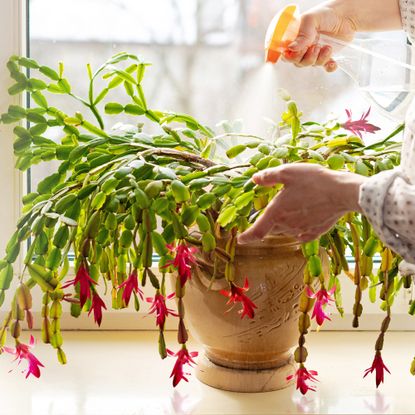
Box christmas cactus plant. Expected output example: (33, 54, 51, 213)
(0, 52, 410, 393)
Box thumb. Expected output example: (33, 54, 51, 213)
(253, 166, 290, 187)
(287, 14, 318, 52)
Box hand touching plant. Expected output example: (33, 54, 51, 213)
(238, 164, 366, 243)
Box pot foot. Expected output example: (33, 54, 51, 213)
(195, 353, 297, 393)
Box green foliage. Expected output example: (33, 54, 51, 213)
(0, 53, 405, 375)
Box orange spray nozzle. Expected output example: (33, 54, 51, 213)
(264, 4, 300, 63)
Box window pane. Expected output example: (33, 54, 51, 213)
(29, 0, 404, 189)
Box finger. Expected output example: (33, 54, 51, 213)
(287, 14, 318, 54)
(283, 48, 309, 65)
(315, 45, 333, 66)
(238, 218, 282, 244)
(252, 166, 290, 187)
(297, 44, 321, 67)
(238, 200, 284, 244)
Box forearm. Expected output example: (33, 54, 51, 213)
(313, 0, 402, 32)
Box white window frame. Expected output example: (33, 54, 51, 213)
(0, 0, 25, 258)
(0, 0, 413, 331)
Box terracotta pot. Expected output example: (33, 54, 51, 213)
(182, 234, 321, 393)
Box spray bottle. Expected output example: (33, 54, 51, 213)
(264, 4, 415, 119)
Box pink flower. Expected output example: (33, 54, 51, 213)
(306, 286, 336, 326)
(146, 292, 178, 329)
(166, 243, 197, 287)
(287, 365, 318, 395)
(2, 335, 44, 379)
(341, 108, 380, 138)
(167, 346, 198, 387)
(118, 270, 144, 306)
(220, 278, 257, 319)
(88, 292, 107, 326)
(62, 263, 96, 308)
(364, 351, 391, 387)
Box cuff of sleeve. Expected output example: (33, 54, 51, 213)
(399, 0, 415, 43)
(359, 168, 415, 263)
(359, 169, 402, 231)
(358, 168, 410, 253)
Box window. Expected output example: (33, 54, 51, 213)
(0, 0, 412, 329)
(28, 0, 405, 190)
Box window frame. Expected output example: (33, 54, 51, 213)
(0, 0, 25, 265)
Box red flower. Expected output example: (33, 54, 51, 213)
(341, 108, 380, 138)
(2, 335, 44, 379)
(62, 263, 96, 308)
(220, 278, 257, 319)
(88, 292, 107, 326)
(118, 270, 144, 306)
(364, 351, 391, 387)
(146, 292, 178, 329)
(167, 346, 198, 387)
(166, 243, 197, 287)
(287, 365, 318, 395)
(306, 286, 335, 326)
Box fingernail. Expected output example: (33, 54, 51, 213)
(327, 61, 337, 71)
(252, 174, 261, 184)
(283, 49, 295, 58)
(237, 235, 247, 244)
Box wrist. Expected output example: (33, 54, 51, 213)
(328, 0, 402, 32)
(333, 171, 367, 213)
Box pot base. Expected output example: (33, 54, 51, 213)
(196, 353, 297, 393)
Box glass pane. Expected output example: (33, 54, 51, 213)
(29, 0, 404, 190)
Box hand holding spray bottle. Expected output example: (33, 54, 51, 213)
(264, 4, 415, 119)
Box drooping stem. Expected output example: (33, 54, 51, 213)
(295, 266, 313, 367)
(347, 215, 363, 328)
(139, 148, 216, 168)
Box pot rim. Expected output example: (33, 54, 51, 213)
(235, 234, 301, 255)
